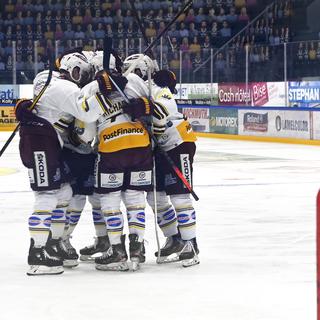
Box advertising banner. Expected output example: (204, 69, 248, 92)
(0, 85, 20, 130)
(182, 107, 210, 132)
(312, 111, 320, 140)
(239, 109, 310, 138)
(209, 108, 238, 134)
(175, 83, 218, 105)
(218, 82, 285, 106)
(288, 81, 320, 108)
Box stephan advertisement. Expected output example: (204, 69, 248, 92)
(209, 108, 238, 134)
(182, 107, 210, 132)
(288, 81, 320, 108)
(239, 110, 310, 139)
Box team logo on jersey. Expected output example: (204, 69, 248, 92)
(130, 170, 152, 186)
(34, 151, 49, 187)
(180, 154, 191, 189)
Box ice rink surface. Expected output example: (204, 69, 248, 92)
(0, 132, 318, 320)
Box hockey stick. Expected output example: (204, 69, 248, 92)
(0, 53, 54, 158)
(143, 0, 193, 55)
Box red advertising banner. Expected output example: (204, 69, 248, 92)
(218, 82, 269, 106)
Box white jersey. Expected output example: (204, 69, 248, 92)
(151, 83, 197, 151)
(32, 70, 105, 146)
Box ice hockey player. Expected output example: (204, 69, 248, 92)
(16, 53, 108, 275)
(123, 54, 200, 267)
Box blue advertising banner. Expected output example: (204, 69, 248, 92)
(288, 81, 320, 107)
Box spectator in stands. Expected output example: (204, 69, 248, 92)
(25, 10, 34, 26)
(85, 24, 95, 40)
(238, 7, 250, 24)
(15, 0, 24, 12)
(202, 35, 211, 57)
(207, 8, 217, 25)
(16, 24, 24, 41)
(185, 8, 195, 24)
(210, 21, 218, 40)
(114, 9, 124, 24)
(4, 13, 14, 28)
(26, 25, 33, 41)
(95, 23, 105, 39)
(24, 0, 34, 12)
(55, 24, 64, 41)
(35, 54, 45, 72)
(124, 9, 134, 26)
(5, 25, 13, 41)
(169, 51, 180, 71)
(199, 21, 208, 43)
(16, 54, 24, 71)
(116, 22, 125, 39)
(216, 8, 227, 24)
(195, 8, 206, 25)
(92, 9, 103, 26)
(165, 6, 174, 22)
(0, 27, 4, 42)
(189, 36, 201, 54)
(308, 42, 316, 62)
(44, 10, 53, 28)
(44, 25, 54, 41)
(26, 39, 34, 58)
(169, 37, 179, 52)
(227, 7, 238, 25)
(35, 12, 42, 26)
(168, 24, 180, 39)
(128, 38, 136, 55)
(220, 21, 232, 38)
(64, 24, 75, 41)
(14, 12, 24, 27)
(83, 39, 94, 51)
(34, 0, 44, 13)
(72, 9, 83, 25)
(4, 40, 13, 56)
(234, 0, 246, 9)
(180, 37, 189, 53)
(317, 42, 320, 60)
(189, 22, 199, 39)
(193, 52, 202, 69)
(35, 25, 43, 41)
(6, 54, 13, 71)
(155, 9, 165, 24)
(5, 0, 15, 14)
(179, 22, 189, 39)
(74, 24, 85, 40)
(64, 10, 71, 26)
(105, 24, 113, 38)
(83, 8, 93, 26)
(145, 22, 157, 39)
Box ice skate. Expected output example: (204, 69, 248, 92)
(62, 235, 78, 257)
(46, 238, 79, 268)
(179, 238, 200, 267)
(95, 235, 128, 271)
(129, 234, 145, 271)
(27, 239, 64, 276)
(79, 235, 110, 262)
(155, 234, 185, 264)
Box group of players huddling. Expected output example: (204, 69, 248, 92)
(15, 47, 200, 275)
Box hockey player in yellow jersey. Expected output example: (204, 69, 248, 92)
(123, 54, 200, 267)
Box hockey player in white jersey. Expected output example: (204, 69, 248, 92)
(17, 52, 110, 275)
(123, 54, 200, 267)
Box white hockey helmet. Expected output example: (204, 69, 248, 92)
(123, 53, 155, 79)
(59, 52, 93, 86)
(89, 50, 117, 74)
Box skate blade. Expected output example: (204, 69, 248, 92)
(27, 265, 64, 276)
(80, 252, 106, 262)
(130, 258, 140, 271)
(156, 254, 180, 264)
(95, 261, 129, 271)
(63, 259, 79, 268)
(182, 255, 200, 268)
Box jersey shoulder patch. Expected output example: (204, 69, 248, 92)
(155, 88, 173, 100)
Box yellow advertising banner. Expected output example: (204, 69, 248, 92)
(0, 105, 18, 131)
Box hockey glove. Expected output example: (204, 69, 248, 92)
(123, 97, 153, 122)
(153, 70, 177, 94)
(95, 70, 128, 97)
(15, 99, 34, 122)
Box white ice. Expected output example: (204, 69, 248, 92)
(0, 132, 318, 320)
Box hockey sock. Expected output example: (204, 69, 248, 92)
(50, 205, 67, 240)
(89, 193, 107, 237)
(28, 211, 51, 247)
(100, 191, 123, 245)
(170, 194, 196, 241)
(92, 208, 107, 237)
(63, 194, 86, 238)
(123, 190, 146, 241)
(147, 191, 178, 238)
